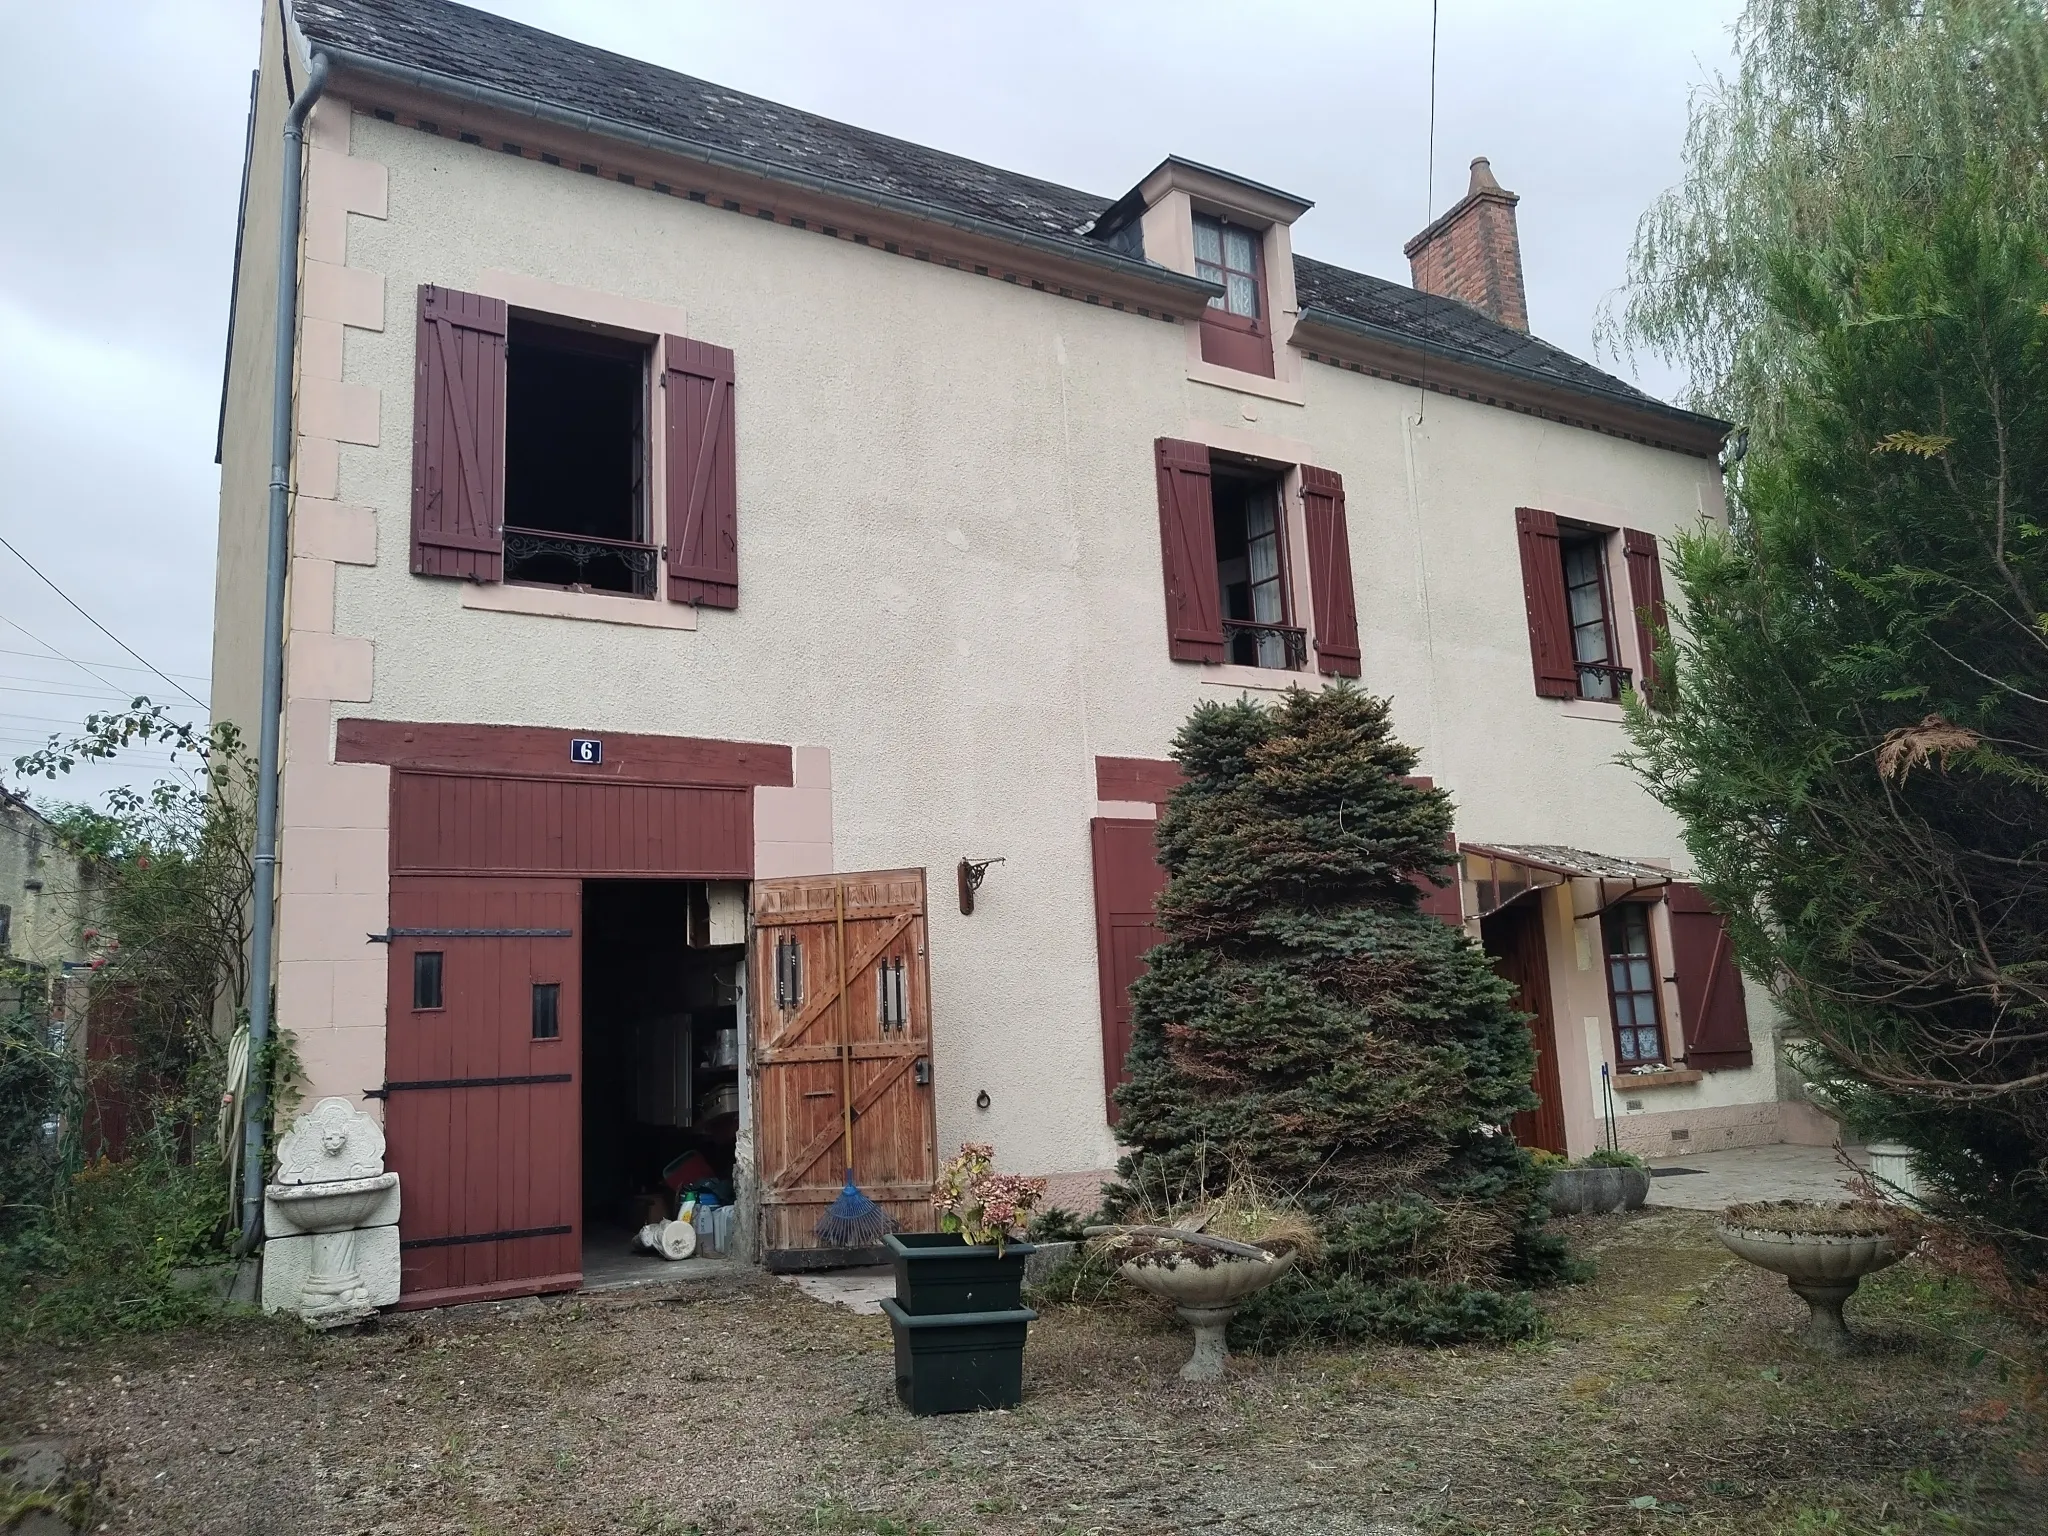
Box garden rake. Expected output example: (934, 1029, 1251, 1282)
(815, 883, 899, 1247)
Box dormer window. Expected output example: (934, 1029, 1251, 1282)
(1194, 214, 1260, 320)
(1191, 212, 1272, 377)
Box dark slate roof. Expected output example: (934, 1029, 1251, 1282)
(294, 0, 1697, 425)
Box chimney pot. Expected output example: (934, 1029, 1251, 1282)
(1402, 154, 1529, 331)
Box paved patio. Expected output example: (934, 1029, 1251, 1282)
(1646, 1141, 1871, 1210)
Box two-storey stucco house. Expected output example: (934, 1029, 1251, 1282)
(214, 0, 1833, 1307)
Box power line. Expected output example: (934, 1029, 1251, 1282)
(0, 612, 140, 703)
(0, 534, 207, 709)
(0, 645, 210, 684)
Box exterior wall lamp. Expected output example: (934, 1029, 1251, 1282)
(956, 857, 1005, 915)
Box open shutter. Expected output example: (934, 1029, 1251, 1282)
(1301, 465, 1362, 677)
(1154, 439, 1224, 663)
(664, 336, 738, 608)
(1666, 882, 1754, 1070)
(1622, 528, 1669, 707)
(1401, 776, 1463, 924)
(411, 285, 507, 581)
(1090, 817, 1169, 1122)
(1515, 506, 1577, 698)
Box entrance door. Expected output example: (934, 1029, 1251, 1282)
(1484, 900, 1568, 1154)
(381, 876, 583, 1307)
(752, 870, 936, 1264)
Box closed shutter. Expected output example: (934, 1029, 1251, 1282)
(664, 336, 739, 608)
(1622, 528, 1669, 707)
(1666, 882, 1754, 1070)
(1090, 817, 1169, 1122)
(1515, 506, 1577, 698)
(411, 285, 507, 580)
(1154, 438, 1224, 663)
(1301, 465, 1362, 677)
(1401, 776, 1463, 924)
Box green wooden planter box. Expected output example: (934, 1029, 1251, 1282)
(884, 1231, 1035, 1316)
(880, 1298, 1035, 1415)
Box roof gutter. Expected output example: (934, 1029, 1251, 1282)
(313, 43, 1223, 308)
(240, 48, 330, 1258)
(1293, 303, 1731, 450)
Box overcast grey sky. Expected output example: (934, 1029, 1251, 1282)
(0, 0, 1739, 806)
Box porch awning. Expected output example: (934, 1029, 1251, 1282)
(1460, 843, 1674, 921)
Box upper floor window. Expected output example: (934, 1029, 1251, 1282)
(1559, 531, 1624, 701)
(503, 321, 655, 597)
(410, 284, 741, 609)
(1192, 215, 1273, 377)
(1194, 214, 1260, 320)
(1212, 467, 1300, 669)
(1603, 902, 1666, 1067)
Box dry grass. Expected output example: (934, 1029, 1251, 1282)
(1721, 1199, 1922, 1237)
(2, 1210, 2042, 1535)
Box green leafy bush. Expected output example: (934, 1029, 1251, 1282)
(1110, 687, 1567, 1349)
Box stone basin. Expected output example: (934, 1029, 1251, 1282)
(1715, 1205, 1913, 1353)
(264, 1171, 399, 1234)
(1116, 1249, 1296, 1382)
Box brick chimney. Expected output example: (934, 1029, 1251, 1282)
(1403, 157, 1528, 331)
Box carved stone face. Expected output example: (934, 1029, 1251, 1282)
(321, 1128, 349, 1158)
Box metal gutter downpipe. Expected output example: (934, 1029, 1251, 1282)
(239, 50, 330, 1256)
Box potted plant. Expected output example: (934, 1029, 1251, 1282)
(880, 1144, 1046, 1414)
(1537, 1148, 1652, 1217)
(885, 1143, 1045, 1315)
(1714, 1200, 1921, 1353)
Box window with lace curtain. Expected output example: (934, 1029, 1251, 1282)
(1192, 213, 1273, 376)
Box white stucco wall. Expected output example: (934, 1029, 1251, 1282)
(245, 101, 1782, 1184)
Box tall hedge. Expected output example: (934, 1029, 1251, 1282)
(1111, 685, 1568, 1347)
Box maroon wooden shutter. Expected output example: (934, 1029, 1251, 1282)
(1090, 817, 1169, 1122)
(1622, 528, 1669, 706)
(1401, 776, 1463, 924)
(1515, 506, 1578, 698)
(411, 285, 507, 581)
(1154, 439, 1224, 663)
(1666, 882, 1754, 1070)
(1301, 465, 1362, 678)
(664, 336, 739, 608)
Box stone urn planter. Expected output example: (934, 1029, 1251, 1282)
(1715, 1201, 1919, 1353)
(1088, 1225, 1298, 1382)
(1542, 1164, 1651, 1217)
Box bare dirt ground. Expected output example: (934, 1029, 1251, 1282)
(3, 1210, 2042, 1535)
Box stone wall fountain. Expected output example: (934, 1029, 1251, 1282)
(261, 1097, 402, 1327)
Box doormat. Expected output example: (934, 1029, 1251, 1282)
(1650, 1167, 1706, 1177)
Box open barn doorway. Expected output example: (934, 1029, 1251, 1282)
(580, 879, 748, 1285)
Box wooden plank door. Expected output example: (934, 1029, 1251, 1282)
(752, 869, 936, 1262)
(381, 875, 582, 1308)
(1485, 901, 1568, 1154)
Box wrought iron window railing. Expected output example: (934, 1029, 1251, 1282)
(502, 527, 660, 598)
(1222, 619, 1308, 671)
(1575, 661, 1634, 702)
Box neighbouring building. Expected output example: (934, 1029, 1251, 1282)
(213, 0, 1833, 1308)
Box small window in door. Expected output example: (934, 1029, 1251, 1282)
(413, 951, 444, 1011)
(503, 319, 655, 597)
(1212, 468, 1303, 669)
(1603, 903, 1665, 1066)
(774, 935, 803, 1011)
(531, 982, 561, 1040)
(878, 956, 907, 1034)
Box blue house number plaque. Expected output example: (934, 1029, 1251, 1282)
(569, 737, 603, 765)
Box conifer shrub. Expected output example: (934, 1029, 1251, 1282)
(1110, 685, 1569, 1347)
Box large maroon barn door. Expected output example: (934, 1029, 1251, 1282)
(381, 876, 582, 1308)
(1484, 900, 1568, 1154)
(752, 870, 937, 1265)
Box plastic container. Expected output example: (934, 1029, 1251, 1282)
(885, 1232, 1035, 1316)
(880, 1299, 1035, 1414)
